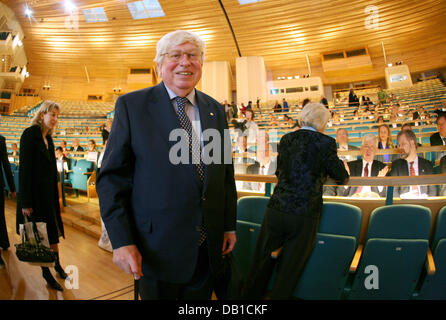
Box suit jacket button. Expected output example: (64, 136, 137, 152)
(202, 197, 206, 201)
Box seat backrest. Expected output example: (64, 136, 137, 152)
(366, 205, 431, 241)
(319, 202, 362, 240)
(74, 159, 94, 172)
(432, 206, 446, 249)
(236, 196, 269, 224)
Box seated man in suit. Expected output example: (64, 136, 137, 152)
(70, 138, 84, 152)
(430, 111, 446, 161)
(388, 129, 437, 198)
(243, 130, 277, 192)
(336, 128, 359, 162)
(325, 134, 388, 197)
(233, 134, 256, 190)
(430, 111, 446, 146)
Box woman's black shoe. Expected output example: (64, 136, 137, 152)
(42, 267, 63, 291)
(54, 252, 68, 279)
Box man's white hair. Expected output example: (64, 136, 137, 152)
(154, 30, 206, 77)
(362, 133, 378, 146)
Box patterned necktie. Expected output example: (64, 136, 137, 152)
(175, 96, 206, 245)
(175, 96, 205, 182)
(409, 161, 420, 196)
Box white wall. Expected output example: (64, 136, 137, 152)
(201, 61, 232, 103)
(266, 77, 324, 102)
(236, 56, 267, 106)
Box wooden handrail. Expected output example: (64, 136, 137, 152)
(234, 173, 446, 187)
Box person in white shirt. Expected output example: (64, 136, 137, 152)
(244, 109, 258, 144)
(387, 129, 437, 198)
(244, 130, 277, 192)
(336, 128, 359, 162)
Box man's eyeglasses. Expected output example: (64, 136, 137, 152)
(163, 51, 202, 62)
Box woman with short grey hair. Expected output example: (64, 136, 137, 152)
(242, 102, 349, 299)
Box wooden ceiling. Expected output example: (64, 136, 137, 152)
(3, 0, 446, 80)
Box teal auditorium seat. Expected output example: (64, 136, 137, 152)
(236, 196, 269, 224)
(348, 204, 432, 300)
(233, 196, 269, 279)
(417, 206, 446, 299)
(70, 159, 94, 194)
(293, 202, 362, 300)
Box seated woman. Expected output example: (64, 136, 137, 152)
(376, 124, 396, 163)
(85, 139, 98, 163)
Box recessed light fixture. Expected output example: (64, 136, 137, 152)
(25, 7, 33, 17)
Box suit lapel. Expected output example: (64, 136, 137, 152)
(146, 82, 182, 151)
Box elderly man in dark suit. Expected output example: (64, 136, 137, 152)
(242, 103, 349, 299)
(388, 129, 437, 198)
(97, 30, 237, 300)
(326, 134, 388, 197)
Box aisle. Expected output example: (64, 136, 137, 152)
(0, 198, 133, 300)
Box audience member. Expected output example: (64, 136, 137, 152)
(336, 128, 359, 162)
(245, 109, 258, 144)
(377, 124, 396, 163)
(282, 98, 289, 112)
(387, 130, 437, 198)
(430, 111, 446, 160)
(325, 134, 388, 198)
(244, 131, 277, 192)
(430, 111, 446, 146)
(70, 138, 84, 152)
(273, 100, 282, 113)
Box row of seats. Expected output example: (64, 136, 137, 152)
(233, 196, 445, 299)
(2, 159, 95, 199)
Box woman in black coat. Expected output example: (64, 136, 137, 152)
(242, 103, 349, 299)
(16, 101, 67, 291)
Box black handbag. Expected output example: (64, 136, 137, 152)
(15, 215, 56, 264)
(213, 253, 243, 300)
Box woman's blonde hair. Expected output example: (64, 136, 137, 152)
(378, 124, 394, 148)
(31, 100, 60, 135)
(298, 102, 331, 131)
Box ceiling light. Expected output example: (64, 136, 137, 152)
(25, 8, 33, 17)
(65, 1, 77, 12)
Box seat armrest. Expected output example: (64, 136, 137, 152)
(271, 247, 282, 259)
(427, 247, 436, 276)
(349, 244, 363, 273)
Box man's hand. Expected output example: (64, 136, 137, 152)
(343, 160, 350, 175)
(378, 165, 390, 177)
(222, 232, 236, 256)
(22, 208, 33, 217)
(112, 245, 143, 280)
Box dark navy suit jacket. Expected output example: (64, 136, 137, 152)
(97, 82, 237, 283)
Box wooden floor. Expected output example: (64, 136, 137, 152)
(0, 197, 134, 300)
